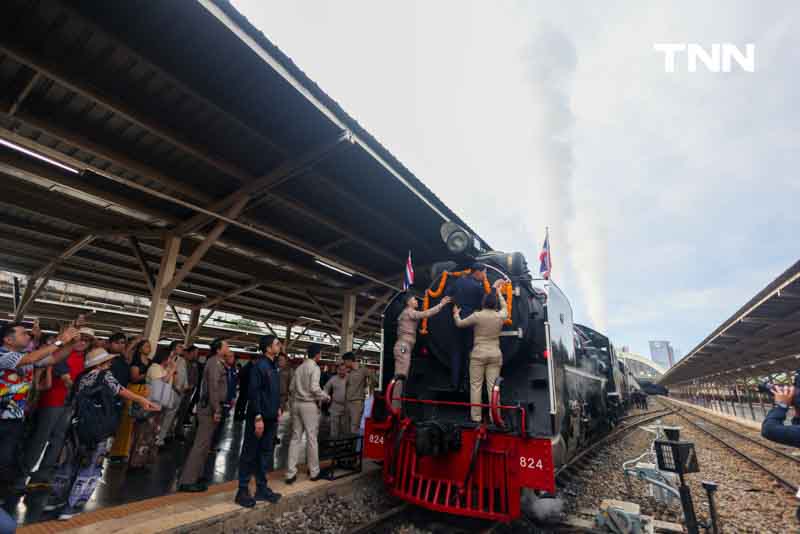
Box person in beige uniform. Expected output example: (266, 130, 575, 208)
(454, 280, 508, 422)
(178, 339, 229, 492)
(324, 363, 348, 438)
(343, 352, 375, 434)
(286, 344, 330, 484)
(391, 294, 451, 407)
(277, 353, 293, 413)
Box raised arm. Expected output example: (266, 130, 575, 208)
(409, 296, 452, 320)
(452, 305, 478, 328)
(762, 405, 800, 447)
(497, 290, 508, 320)
(18, 327, 79, 367)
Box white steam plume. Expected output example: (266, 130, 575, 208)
(525, 24, 608, 331)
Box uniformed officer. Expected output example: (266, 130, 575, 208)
(324, 363, 348, 438)
(285, 344, 330, 484)
(178, 338, 228, 492)
(391, 294, 451, 406)
(235, 334, 282, 508)
(277, 353, 293, 413)
(342, 352, 372, 434)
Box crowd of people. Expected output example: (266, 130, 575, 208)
(0, 317, 374, 531)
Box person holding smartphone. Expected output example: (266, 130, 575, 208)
(1, 321, 79, 513)
(762, 385, 800, 447)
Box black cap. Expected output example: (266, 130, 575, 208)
(470, 262, 486, 271)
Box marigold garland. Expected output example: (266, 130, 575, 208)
(419, 270, 513, 334)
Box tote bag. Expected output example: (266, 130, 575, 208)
(148, 379, 176, 410)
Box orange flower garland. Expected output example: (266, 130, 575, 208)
(419, 270, 513, 334)
(502, 281, 513, 326)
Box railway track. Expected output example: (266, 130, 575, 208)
(556, 407, 676, 482)
(347, 502, 501, 533)
(674, 407, 800, 494)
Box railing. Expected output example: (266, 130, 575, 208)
(384, 375, 528, 436)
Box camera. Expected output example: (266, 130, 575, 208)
(758, 370, 800, 408)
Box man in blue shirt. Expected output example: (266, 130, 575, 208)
(449, 263, 487, 318)
(762, 385, 800, 447)
(235, 335, 282, 508)
(445, 263, 487, 390)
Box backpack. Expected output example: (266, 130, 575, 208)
(72, 371, 122, 446)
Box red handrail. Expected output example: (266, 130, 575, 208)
(385, 377, 399, 417)
(490, 383, 505, 429)
(394, 397, 516, 410)
(392, 396, 527, 436)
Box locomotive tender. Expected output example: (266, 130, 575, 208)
(364, 224, 631, 522)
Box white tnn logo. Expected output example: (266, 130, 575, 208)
(654, 43, 755, 73)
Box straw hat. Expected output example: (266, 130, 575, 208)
(78, 327, 96, 337)
(85, 347, 117, 369)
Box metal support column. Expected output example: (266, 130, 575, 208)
(340, 293, 356, 353)
(185, 308, 201, 345)
(143, 235, 181, 350)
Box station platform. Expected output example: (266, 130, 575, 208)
(12, 413, 361, 531)
(660, 396, 762, 432)
(18, 459, 379, 534)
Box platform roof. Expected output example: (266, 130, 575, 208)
(618, 351, 666, 379)
(0, 0, 488, 339)
(660, 259, 800, 386)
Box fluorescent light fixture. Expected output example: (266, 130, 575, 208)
(298, 316, 321, 322)
(173, 289, 208, 299)
(314, 258, 353, 277)
(0, 138, 80, 175)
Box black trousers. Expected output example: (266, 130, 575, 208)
(0, 419, 25, 497)
(237, 417, 276, 492)
(233, 398, 248, 421)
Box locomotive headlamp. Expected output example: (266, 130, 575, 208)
(440, 222, 474, 255)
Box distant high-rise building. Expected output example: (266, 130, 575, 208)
(649, 340, 675, 368)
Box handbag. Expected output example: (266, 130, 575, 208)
(130, 401, 151, 421)
(149, 379, 176, 410)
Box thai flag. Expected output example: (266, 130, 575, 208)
(539, 230, 551, 280)
(403, 251, 415, 290)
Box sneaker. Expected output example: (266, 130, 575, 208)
(58, 507, 78, 521)
(234, 490, 255, 508)
(254, 488, 282, 503)
(284, 475, 296, 485)
(43, 501, 65, 512)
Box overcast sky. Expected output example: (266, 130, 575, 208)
(232, 0, 800, 360)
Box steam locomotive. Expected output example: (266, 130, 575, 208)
(364, 223, 633, 522)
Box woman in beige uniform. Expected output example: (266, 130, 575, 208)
(453, 279, 507, 422)
(392, 293, 451, 405)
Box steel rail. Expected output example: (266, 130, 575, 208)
(675, 410, 798, 493)
(681, 407, 800, 466)
(555, 408, 676, 480)
(346, 502, 501, 534)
